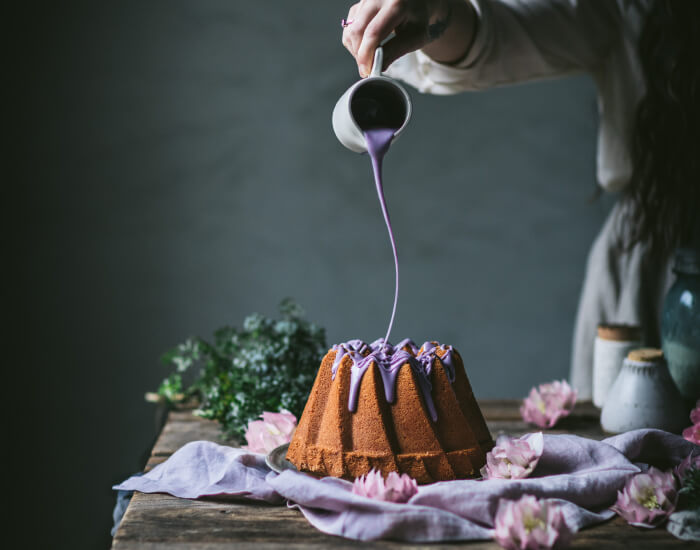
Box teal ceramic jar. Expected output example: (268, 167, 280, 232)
(661, 248, 700, 403)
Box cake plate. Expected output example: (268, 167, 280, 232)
(265, 443, 298, 474)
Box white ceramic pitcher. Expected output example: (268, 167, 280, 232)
(332, 47, 412, 153)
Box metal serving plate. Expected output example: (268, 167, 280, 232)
(265, 443, 298, 474)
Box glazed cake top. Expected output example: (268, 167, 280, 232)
(330, 339, 456, 422)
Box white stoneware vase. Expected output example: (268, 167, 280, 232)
(593, 324, 641, 408)
(601, 349, 688, 434)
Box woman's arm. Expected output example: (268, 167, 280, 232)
(344, 0, 622, 90)
(342, 0, 478, 77)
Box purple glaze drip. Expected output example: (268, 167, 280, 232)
(341, 130, 454, 421)
(365, 128, 399, 345)
(330, 339, 456, 422)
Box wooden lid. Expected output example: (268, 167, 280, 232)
(627, 348, 664, 362)
(597, 324, 641, 342)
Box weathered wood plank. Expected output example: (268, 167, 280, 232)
(149, 411, 239, 459)
(114, 400, 690, 549)
(572, 517, 697, 548)
(487, 421, 607, 441)
(477, 399, 599, 422)
(113, 492, 693, 549)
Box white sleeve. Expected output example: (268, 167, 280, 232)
(386, 0, 622, 94)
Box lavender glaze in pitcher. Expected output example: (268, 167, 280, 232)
(332, 47, 412, 153)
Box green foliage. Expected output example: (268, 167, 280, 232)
(155, 298, 326, 437)
(678, 465, 700, 511)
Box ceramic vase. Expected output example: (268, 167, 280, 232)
(601, 349, 688, 434)
(661, 247, 700, 402)
(593, 324, 641, 408)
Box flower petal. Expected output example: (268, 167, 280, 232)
(494, 495, 573, 549)
(243, 410, 298, 454)
(351, 469, 417, 503)
(521, 381, 577, 429)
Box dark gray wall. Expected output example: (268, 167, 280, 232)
(11, 1, 614, 548)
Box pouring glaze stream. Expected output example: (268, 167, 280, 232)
(365, 127, 400, 344)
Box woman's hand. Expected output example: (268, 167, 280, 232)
(342, 0, 477, 77)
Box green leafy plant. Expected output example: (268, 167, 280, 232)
(678, 464, 700, 510)
(153, 299, 327, 437)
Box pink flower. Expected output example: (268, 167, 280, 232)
(683, 424, 700, 445)
(493, 495, 573, 549)
(352, 469, 418, 503)
(691, 401, 700, 424)
(611, 467, 678, 528)
(520, 380, 577, 429)
(243, 409, 297, 454)
(481, 433, 544, 480)
(682, 400, 700, 445)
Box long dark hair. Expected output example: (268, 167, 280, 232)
(624, 0, 700, 255)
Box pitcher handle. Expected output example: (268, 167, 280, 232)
(370, 47, 383, 78)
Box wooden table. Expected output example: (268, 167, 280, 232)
(112, 401, 694, 549)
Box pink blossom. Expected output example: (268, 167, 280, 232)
(683, 424, 700, 445)
(691, 401, 700, 424)
(611, 467, 678, 528)
(243, 409, 297, 454)
(520, 380, 577, 429)
(493, 495, 573, 549)
(682, 400, 700, 445)
(481, 433, 544, 480)
(352, 469, 418, 503)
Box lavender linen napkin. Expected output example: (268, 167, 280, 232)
(116, 441, 283, 503)
(114, 429, 698, 542)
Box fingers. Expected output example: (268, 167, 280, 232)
(342, 2, 380, 71)
(341, 2, 360, 47)
(342, 0, 438, 77)
(356, 3, 405, 77)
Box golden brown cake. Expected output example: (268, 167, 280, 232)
(286, 339, 494, 484)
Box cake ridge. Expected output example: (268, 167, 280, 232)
(287, 340, 494, 483)
(329, 338, 456, 422)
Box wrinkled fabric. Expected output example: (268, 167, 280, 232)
(114, 429, 698, 542)
(115, 442, 284, 504)
(570, 201, 674, 401)
(667, 510, 700, 541)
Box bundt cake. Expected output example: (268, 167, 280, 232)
(286, 338, 494, 483)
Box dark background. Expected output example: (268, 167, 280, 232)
(9, 1, 614, 548)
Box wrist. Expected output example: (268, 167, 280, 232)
(423, 0, 477, 65)
(427, 0, 454, 41)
